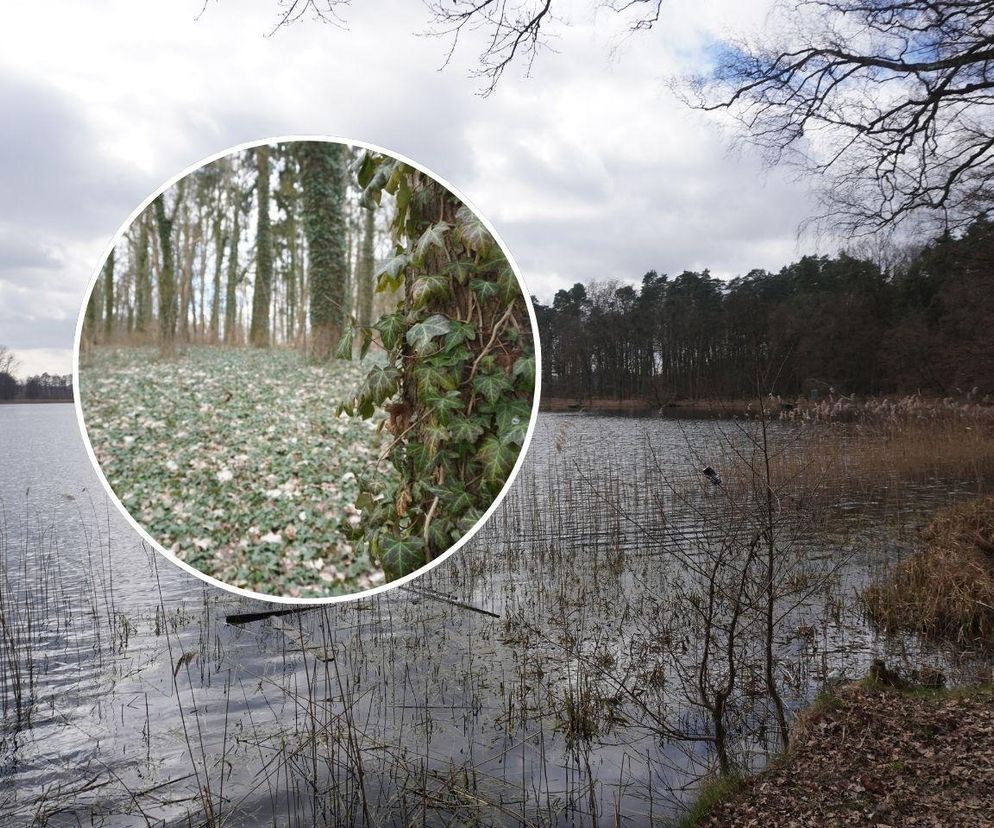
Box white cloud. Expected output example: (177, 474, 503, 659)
(0, 0, 823, 372)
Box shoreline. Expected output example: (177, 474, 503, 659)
(541, 397, 760, 418)
(688, 681, 994, 826)
(0, 399, 75, 405)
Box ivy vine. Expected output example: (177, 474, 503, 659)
(338, 152, 536, 580)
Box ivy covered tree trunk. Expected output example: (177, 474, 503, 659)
(249, 145, 273, 348)
(275, 147, 302, 346)
(357, 205, 375, 330)
(84, 274, 99, 348)
(153, 188, 180, 356)
(342, 154, 536, 579)
(300, 142, 347, 361)
(224, 209, 240, 344)
(209, 214, 225, 344)
(134, 214, 152, 337)
(102, 248, 114, 341)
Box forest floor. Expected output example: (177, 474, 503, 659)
(79, 346, 396, 598)
(694, 683, 994, 827)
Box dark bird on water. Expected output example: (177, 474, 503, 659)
(702, 466, 721, 486)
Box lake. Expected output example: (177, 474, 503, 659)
(0, 405, 983, 826)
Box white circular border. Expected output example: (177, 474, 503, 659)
(73, 134, 543, 606)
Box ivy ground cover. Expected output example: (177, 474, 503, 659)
(79, 346, 396, 598)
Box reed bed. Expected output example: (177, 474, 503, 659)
(865, 497, 994, 650)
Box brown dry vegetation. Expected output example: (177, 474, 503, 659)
(865, 497, 994, 649)
(717, 397, 994, 507)
(695, 684, 994, 827)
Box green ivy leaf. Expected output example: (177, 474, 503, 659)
(407, 441, 434, 476)
(471, 279, 500, 302)
(356, 151, 376, 188)
(376, 253, 409, 292)
(375, 312, 406, 352)
(380, 534, 426, 579)
(423, 389, 463, 419)
(443, 483, 475, 516)
(497, 263, 520, 302)
(477, 435, 516, 486)
(335, 326, 354, 360)
(411, 273, 451, 308)
(456, 205, 493, 254)
(444, 320, 477, 351)
(512, 353, 535, 386)
(495, 398, 531, 445)
(449, 415, 486, 444)
(457, 508, 483, 535)
(414, 222, 451, 263)
(473, 371, 512, 405)
(360, 326, 374, 359)
(415, 362, 458, 398)
(406, 313, 451, 355)
(445, 260, 474, 285)
(361, 365, 400, 406)
(423, 422, 450, 454)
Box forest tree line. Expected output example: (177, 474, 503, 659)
(83, 142, 388, 359)
(0, 349, 72, 401)
(537, 221, 994, 401)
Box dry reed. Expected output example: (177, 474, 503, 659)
(864, 497, 994, 649)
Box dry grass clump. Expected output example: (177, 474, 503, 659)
(865, 497, 994, 649)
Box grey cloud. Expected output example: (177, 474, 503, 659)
(496, 151, 813, 303)
(0, 73, 151, 237)
(0, 227, 61, 275)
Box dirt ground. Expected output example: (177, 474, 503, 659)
(699, 684, 994, 827)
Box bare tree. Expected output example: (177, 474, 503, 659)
(689, 0, 994, 235)
(0, 345, 18, 377)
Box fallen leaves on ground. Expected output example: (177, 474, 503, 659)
(700, 684, 994, 827)
(80, 346, 396, 598)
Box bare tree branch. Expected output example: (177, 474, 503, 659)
(686, 0, 994, 235)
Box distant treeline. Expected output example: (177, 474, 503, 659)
(0, 372, 73, 402)
(536, 221, 994, 401)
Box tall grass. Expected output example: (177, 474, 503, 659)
(865, 497, 994, 650)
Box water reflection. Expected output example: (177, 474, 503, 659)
(0, 407, 987, 825)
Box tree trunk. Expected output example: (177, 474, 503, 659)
(357, 205, 375, 330)
(249, 145, 273, 348)
(301, 142, 347, 361)
(224, 210, 240, 344)
(102, 248, 114, 341)
(153, 187, 181, 356)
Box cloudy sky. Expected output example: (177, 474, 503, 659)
(0, 0, 822, 378)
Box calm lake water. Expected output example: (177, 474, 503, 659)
(0, 405, 985, 826)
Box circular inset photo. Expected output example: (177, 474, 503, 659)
(75, 138, 539, 601)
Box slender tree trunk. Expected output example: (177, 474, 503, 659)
(759, 389, 790, 750)
(357, 205, 375, 330)
(102, 248, 114, 341)
(135, 214, 152, 337)
(250, 145, 273, 348)
(210, 215, 225, 344)
(224, 211, 240, 344)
